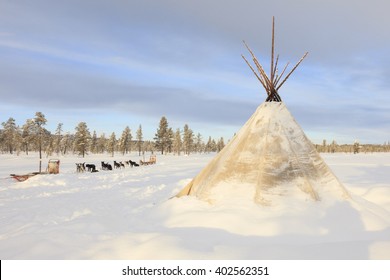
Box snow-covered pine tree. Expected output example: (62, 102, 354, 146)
(54, 123, 63, 156)
(60, 132, 72, 155)
(45, 136, 54, 156)
(119, 126, 132, 155)
(211, 139, 217, 152)
(74, 122, 91, 158)
(167, 127, 174, 153)
(21, 119, 35, 155)
(205, 136, 212, 153)
(136, 124, 143, 156)
(90, 131, 98, 154)
(34, 112, 47, 172)
(154, 116, 170, 155)
(107, 132, 116, 157)
(195, 133, 203, 153)
(217, 137, 225, 152)
(183, 124, 194, 155)
(1, 117, 18, 154)
(173, 128, 182, 155)
(97, 133, 107, 154)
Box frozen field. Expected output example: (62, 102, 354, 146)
(0, 152, 389, 259)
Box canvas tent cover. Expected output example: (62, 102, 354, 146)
(176, 102, 349, 204)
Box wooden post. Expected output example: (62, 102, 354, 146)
(243, 41, 273, 94)
(276, 52, 308, 91)
(274, 61, 289, 87)
(242, 54, 268, 92)
(270, 16, 275, 84)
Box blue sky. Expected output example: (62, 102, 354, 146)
(1, 0, 389, 144)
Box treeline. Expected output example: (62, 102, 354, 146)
(3, 112, 389, 157)
(0, 112, 226, 157)
(314, 140, 390, 153)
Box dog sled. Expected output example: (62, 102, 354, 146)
(10, 172, 42, 182)
(140, 155, 157, 166)
(10, 159, 60, 182)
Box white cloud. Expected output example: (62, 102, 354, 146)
(1, 0, 389, 143)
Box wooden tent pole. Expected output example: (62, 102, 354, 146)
(242, 17, 307, 102)
(274, 61, 289, 87)
(243, 41, 273, 93)
(270, 16, 275, 84)
(273, 54, 279, 83)
(276, 52, 308, 90)
(241, 54, 268, 92)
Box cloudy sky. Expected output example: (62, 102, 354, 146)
(1, 0, 389, 144)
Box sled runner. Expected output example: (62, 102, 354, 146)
(10, 172, 42, 182)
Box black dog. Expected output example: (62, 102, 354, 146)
(101, 161, 112, 171)
(85, 164, 98, 172)
(113, 161, 121, 169)
(129, 160, 139, 167)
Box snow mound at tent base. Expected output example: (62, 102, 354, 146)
(166, 185, 390, 237)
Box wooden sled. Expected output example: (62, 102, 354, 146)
(140, 155, 157, 166)
(10, 172, 42, 182)
(10, 159, 60, 182)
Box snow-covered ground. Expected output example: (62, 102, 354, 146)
(0, 152, 389, 259)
